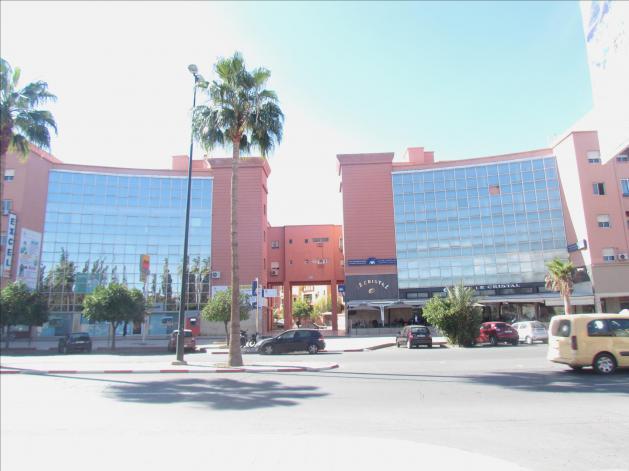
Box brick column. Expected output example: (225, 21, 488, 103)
(283, 281, 293, 329)
(331, 280, 338, 332)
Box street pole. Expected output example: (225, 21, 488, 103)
(256, 277, 261, 335)
(174, 64, 201, 364)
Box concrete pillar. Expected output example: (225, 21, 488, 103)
(594, 295, 603, 313)
(379, 306, 385, 327)
(283, 281, 293, 329)
(331, 280, 338, 332)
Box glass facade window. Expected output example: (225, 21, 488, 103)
(39, 170, 213, 313)
(621, 179, 629, 197)
(392, 157, 567, 289)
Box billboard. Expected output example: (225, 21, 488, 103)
(580, 1, 629, 162)
(16, 228, 42, 289)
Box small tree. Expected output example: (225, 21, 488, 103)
(292, 298, 313, 327)
(545, 258, 575, 315)
(82, 283, 147, 349)
(423, 284, 482, 347)
(0, 282, 49, 348)
(201, 289, 250, 343)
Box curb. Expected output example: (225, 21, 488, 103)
(210, 343, 396, 354)
(0, 363, 339, 376)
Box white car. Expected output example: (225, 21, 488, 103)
(511, 321, 548, 344)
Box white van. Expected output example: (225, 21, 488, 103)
(547, 313, 629, 374)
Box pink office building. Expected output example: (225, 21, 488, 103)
(1, 147, 343, 338)
(338, 132, 629, 329)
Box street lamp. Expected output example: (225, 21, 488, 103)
(174, 64, 203, 364)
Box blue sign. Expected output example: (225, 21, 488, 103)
(347, 258, 397, 266)
(338, 284, 345, 294)
(567, 239, 587, 253)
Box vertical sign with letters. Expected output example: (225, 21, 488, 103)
(2, 213, 17, 276)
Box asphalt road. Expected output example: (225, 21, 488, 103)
(2, 344, 628, 471)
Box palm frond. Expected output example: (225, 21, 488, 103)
(9, 134, 30, 156)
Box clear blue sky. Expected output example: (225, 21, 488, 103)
(1, 1, 592, 225)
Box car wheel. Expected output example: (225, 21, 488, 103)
(593, 353, 616, 375)
(427, 343, 433, 348)
(263, 344, 274, 355)
(407, 339, 412, 349)
(489, 335, 498, 346)
(511, 339, 519, 346)
(307, 344, 319, 354)
(525, 336, 532, 345)
(86, 346, 92, 353)
(58, 346, 64, 354)
(542, 339, 548, 344)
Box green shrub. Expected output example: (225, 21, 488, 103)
(423, 284, 482, 347)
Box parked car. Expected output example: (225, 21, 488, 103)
(547, 313, 629, 374)
(475, 322, 519, 346)
(396, 325, 432, 348)
(167, 329, 196, 352)
(511, 321, 549, 344)
(58, 332, 92, 353)
(257, 329, 325, 354)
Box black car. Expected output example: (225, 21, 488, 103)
(258, 329, 325, 354)
(396, 325, 432, 348)
(58, 333, 93, 353)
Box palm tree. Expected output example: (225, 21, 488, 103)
(545, 258, 575, 315)
(192, 52, 283, 367)
(0, 58, 57, 188)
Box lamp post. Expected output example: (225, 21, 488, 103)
(174, 64, 203, 364)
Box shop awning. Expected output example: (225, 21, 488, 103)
(544, 296, 595, 307)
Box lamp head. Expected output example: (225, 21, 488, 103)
(188, 64, 198, 75)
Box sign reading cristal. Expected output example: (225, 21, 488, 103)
(358, 279, 391, 290)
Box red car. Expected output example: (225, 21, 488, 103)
(475, 322, 519, 346)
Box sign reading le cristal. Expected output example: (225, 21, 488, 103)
(345, 274, 399, 301)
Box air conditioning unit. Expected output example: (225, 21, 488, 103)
(211, 271, 221, 279)
(618, 253, 629, 261)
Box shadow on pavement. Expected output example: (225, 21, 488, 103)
(105, 377, 328, 409)
(460, 369, 629, 394)
(268, 368, 629, 395)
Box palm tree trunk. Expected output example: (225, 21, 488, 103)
(228, 139, 244, 367)
(563, 293, 572, 315)
(0, 122, 13, 198)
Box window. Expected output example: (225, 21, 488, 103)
(0, 233, 6, 247)
(3, 169, 15, 181)
(621, 179, 629, 197)
(489, 185, 501, 195)
(304, 239, 309, 243)
(609, 319, 629, 337)
(602, 248, 615, 262)
(588, 319, 611, 337)
(312, 237, 329, 243)
(552, 320, 571, 337)
(586, 151, 601, 164)
(616, 154, 629, 163)
(1, 199, 12, 215)
(270, 261, 280, 276)
(271, 240, 279, 249)
(593, 183, 606, 195)
(597, 214, 611, 228)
